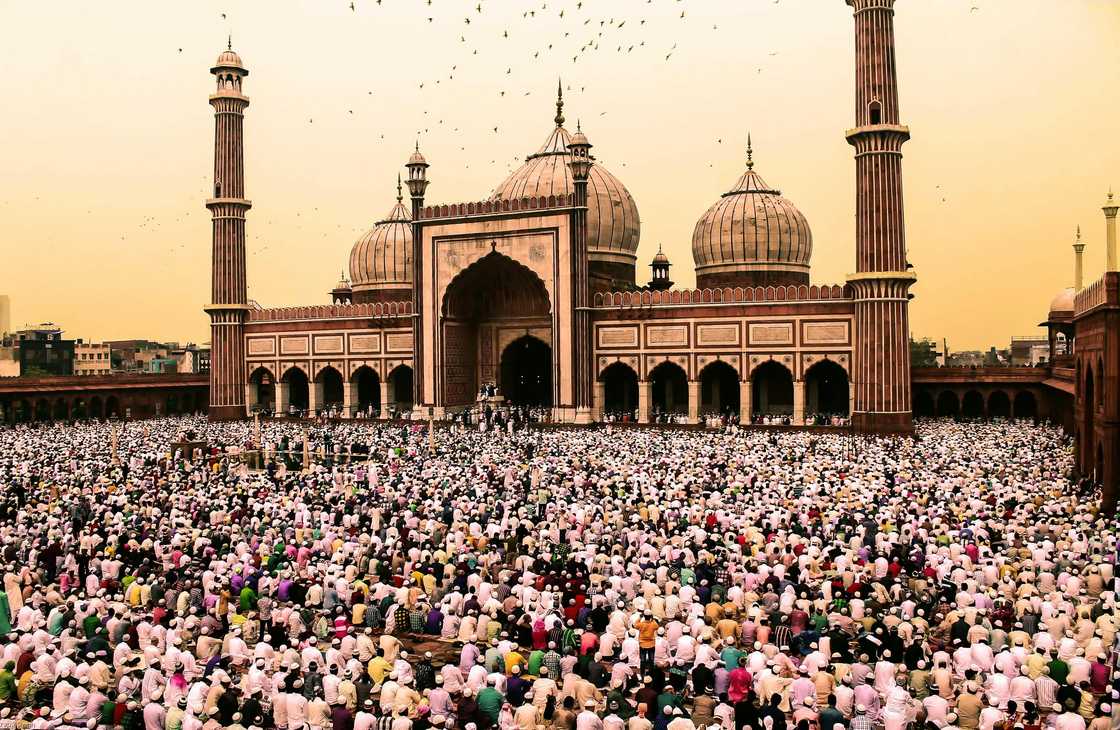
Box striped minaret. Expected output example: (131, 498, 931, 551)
(206, 43, 251, 420)
(845, 0, 916, 434)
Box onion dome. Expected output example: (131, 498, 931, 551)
(490, 83, 639, 264)
(212, 40, 247, 73)
(349, 176, 413, 298)
(691, 136, 812, 288)
(1048, 287, 1075, 320)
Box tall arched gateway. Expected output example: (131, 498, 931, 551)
(439, 251, 553, 410)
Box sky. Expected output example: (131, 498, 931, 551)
(0, 0, 1117, 350)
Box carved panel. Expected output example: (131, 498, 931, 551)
(803, 321, 850, 345)
(697, 354, 741, 377)
(247, 337, 275, 356)
(748, 353, 795, 378)
(802, 353, 851, 376)
(645, 354, 690, 379)
(349, 334, 381, 354)
(646, 325, 689, 348)
(385, 332, 413, 352)
(597, 326, 639, 349)
(313, 335, 344, 355)
(748, 323, 793, 346)
(696, 323, 740, 347)
(443, 323, 475, 406)
(280, 336, 309, 355)
(598, 355, 640, 378)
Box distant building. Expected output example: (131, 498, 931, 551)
(171, 343, 212, 374)
(74, 339, 112, 376)
(105, 340, 179, 373)
(2, 324, 74, 376)
(1010, 336, 1050, 366)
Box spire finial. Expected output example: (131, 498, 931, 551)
(397, 173, 403, 202)
(746, 132, 754, 170)
(1109, 186, 1115, 203)
(1077, 224, 1082, 241)
(227, 35, 232, 51)
(415, 139, 420, 153)
(555, 78, 565, 128)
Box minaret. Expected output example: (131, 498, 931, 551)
(206, 42, 251, 420)
(568, 122, 593, 422)
(1104, 189, 1118, 272)
(406, 144, 429, 415)
(1074, 226, 1086, 291)
(844, 0, 916, 434)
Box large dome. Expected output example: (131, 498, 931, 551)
(348, 183, 412, 303)
(691, 143, 812, 289)
(490, 93, 639, 264)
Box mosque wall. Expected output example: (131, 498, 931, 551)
(1073, 271, 1120, 510)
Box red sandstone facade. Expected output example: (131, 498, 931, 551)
(210, 4, 917, 434)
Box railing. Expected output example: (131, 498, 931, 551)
(419, 194, 575, 220)
(248, 301, 412, 322)
(592, 284, 852, 309)
(1074, 272, 1118, 316)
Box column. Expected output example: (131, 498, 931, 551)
(740, 380, 752, 424)
(593, 381, 606, 422)
(638, 380, 651, 424)
(244, 384, 257, 416)
(343, 381, 356, 419)
(687, 380, 700, 424)
(309, 382, 323, 416)
(793, 380, 806, 425)
(382, 377, 394, 419)
(276, 382, 289, 415)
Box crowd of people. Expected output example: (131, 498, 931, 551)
(0, 415, 1115, 730)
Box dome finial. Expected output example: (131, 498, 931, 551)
(396, 173, 403, 203)
(227, 35, 232, 51)
(746, 132, 754, 170)
(1077, 224, 1082, 241)
(555, 78, 565, 128)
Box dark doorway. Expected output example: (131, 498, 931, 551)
(962, 390, 984, 418)
(501, 336, 552, 407)
(752, 361, 793, 416)
(601, 362, 639, 419)
(936, 391, 959, 417)
(700, 361, 739, 415)
(988, 391, 1011, 419)
(354, 367, 381, 415)
(1013, 391, 1037, 419)
(650, 361, 688, 415)
(89, 397, 104, 419)
(389, 365, 414, 413)
(913, 390, 935, 418)
(35, 399, 50, 421)
(284, 368, 310, 412)
(318, 367, 345, 410)
(805, 360, 849, 416)
(53, 400, 69, 421)
(249, 368, 275, 414)
(106, 396, 120, 419)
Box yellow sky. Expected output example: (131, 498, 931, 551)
(0, 0, 1117, 350)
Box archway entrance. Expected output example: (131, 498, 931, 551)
(752, 361, 793, 417)
(441, 251, 552, 408)
(89, 397, 103, 419)
(317, 366, 344, 414)
(105, 396, 120, 419)
(650, 361, 688, 417)
(354, 366, 381, 417)
(805, 360, 849, 418)
(1014, 391, 1037, 420)
(600, 362, 638, 419)
(962, 390, 984, 419)
(913, 390, 935, 418)
(988, 391, 1011, 419)
(500, 336, 552, 407)
(35, 399, 50, 422)
(388, 365, 413, 414)
(53, 400, 69, 421)
(700, 361, 739, 416)
(249, 367, 275, 414)
(283, 367, 310, 414)
(936, 391, 959, 417)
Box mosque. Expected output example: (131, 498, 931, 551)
(204, 0, 922, 435)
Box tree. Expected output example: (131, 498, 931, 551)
(910, 337, 940, 368)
